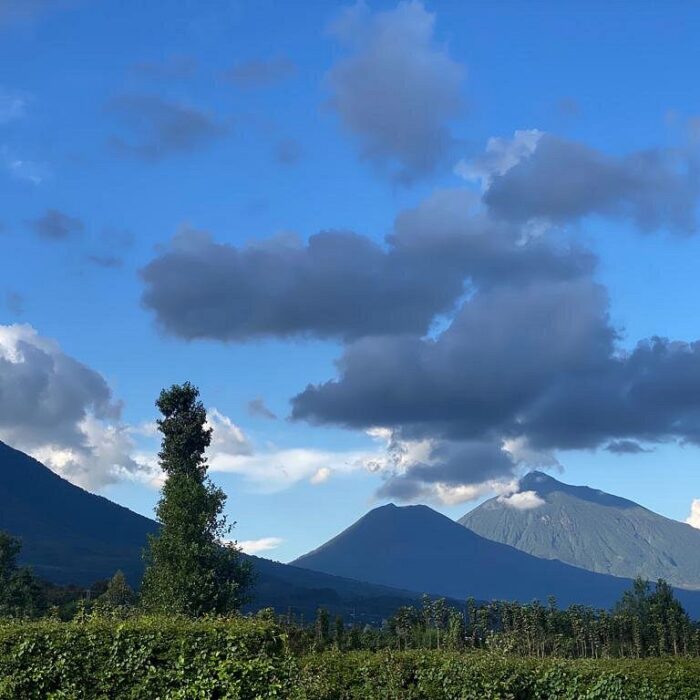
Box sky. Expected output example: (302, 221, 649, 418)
(2, 0, 700, 562)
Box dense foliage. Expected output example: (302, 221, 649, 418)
(140, 382, 252, 616)
(1, 617, 700, 699)
(283, 581, 700, 660)
(0, 616, 290, 699)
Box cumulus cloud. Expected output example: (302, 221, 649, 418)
(327, 0, 465, 182)
(225, 57, 296, 88)
(292, 277, 614, 438)
(687, 500, 700, 529)
(107, 95, 227, 161)
(497, 490, 545, 510)
(292, 277, 700, 484)
(459, 131, 700, 233)
(27, 209, 84, 240)
(237, 537, 284, 555)
(140, 193, 592, 342)
(207, 408, 252, 457)
(0, 324, 149, 489)
(376, 439, 519, 504)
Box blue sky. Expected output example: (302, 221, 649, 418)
(2, 0, 700, 561)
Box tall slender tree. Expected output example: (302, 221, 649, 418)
(140, 382, 252, 616)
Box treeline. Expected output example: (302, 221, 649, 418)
(281, 580, 700, 659)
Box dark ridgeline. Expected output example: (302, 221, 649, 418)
(461, 470, 700, 589)
(0, 440, 157, 585)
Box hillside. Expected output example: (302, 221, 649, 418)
(293, 502, 700, 616)
(0, 440, 421, 621)
(460, 471, 700, 590)
(0, 440, 159, 585)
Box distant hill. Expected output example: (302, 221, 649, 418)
(0, 440, 159, 585)
(460, 471, 700, 590)
(0, 440, 422, 622)
(293, 502, 700, 616)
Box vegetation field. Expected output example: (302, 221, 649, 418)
(3, 617, 700, 699)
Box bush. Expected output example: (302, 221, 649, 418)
(2, 621, 700, 699)
(0, 616, 292, 699)
(295, 651, 700, 700)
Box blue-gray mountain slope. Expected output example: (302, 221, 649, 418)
(460, 471, 700, 590)
(293, 502, 700, 616)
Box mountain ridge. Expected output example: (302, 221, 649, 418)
(461, 470, 700, 589)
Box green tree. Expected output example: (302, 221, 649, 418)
(94, 570, 136, 617)
(140, 382, 252, 616)
(0, 531, 44, 618)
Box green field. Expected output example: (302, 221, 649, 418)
(3, 617, 700, 699)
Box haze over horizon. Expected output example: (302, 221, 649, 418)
(3, 0, 700, 562)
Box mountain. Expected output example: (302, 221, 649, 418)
(0, 440, 159, 585)
(293, 502, 700, 616)
(0, 440, 421, 622)
(460, 471, 700, 590)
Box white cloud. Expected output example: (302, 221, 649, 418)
(0, 323, 152, 490)
(208, 445, 374, 492)
(686, 499, 700, 529)
(237, 537, 284, 555)
(310, 466, 331, 484)
(455, 129, 542, 189)
(502, 436, 561, 469)
(498, 489, 546, 510)
(207, 408, 252, 457)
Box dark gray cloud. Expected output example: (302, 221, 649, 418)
(224, 57, 296, 88)
(247, 398, 277, 420)
(27, 209, 84, 240)
(292, 279, 700, 465)
(327, 1, 464, 182)
(292, 277, 614, 438)
(140, 190, 593, 342)
(377, 440, 516, 502)
(479, 133, 699, 233)
(107, 95, 227, 161)
(605, 440, 652, 455)
(274, 138, 302, 165)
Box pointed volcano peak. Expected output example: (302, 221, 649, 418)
(516, 470, 637, 508)
(518, 470, 561, 493)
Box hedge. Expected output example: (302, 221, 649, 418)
(0, 617, 292, 699)
(296, 651, 700, 699)
(2, 620, 700, 699)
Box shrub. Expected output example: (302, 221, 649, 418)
(0, 616, 291, 699)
